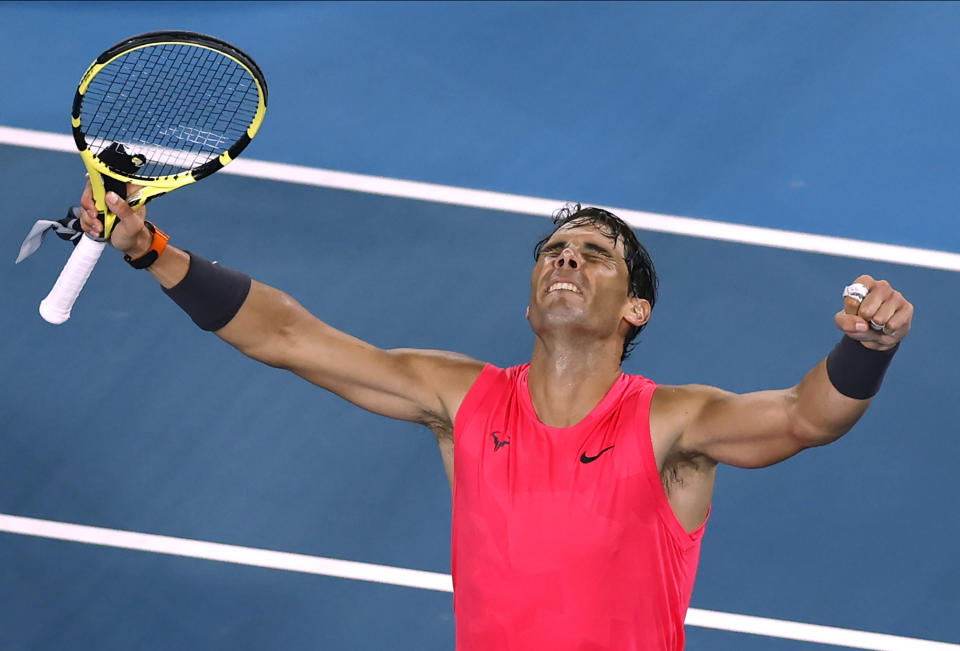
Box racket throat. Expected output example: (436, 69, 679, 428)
(99, 142, 146, 192)
(97, 142, 146, 235)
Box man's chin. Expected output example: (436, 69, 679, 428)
(530, 309, 594, 335)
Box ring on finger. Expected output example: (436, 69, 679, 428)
(843, 283, 869, 303)
(870, 319, 897, 336)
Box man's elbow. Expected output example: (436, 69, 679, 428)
(225, 291, 307, 369)
(789, 418, 854, 449)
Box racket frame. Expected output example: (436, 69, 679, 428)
(40, 31, 268, 324)
(72, 30, 269, 236)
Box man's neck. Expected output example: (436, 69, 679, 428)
(527, 337, 624, 428)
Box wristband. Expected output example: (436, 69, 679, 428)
(124, 221, 169, 269)
(162, 251, 252, 331)
(825, 335, 898, 400)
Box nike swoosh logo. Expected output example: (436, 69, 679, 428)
(580, 445, 614, 464)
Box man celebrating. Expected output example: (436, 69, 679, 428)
(80, 187, 912, 650)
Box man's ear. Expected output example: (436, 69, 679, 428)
(623, 297, 651, 327)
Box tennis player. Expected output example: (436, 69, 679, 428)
(79, 186, 912, 650)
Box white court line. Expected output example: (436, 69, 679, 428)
(1, 513, 957, 650)
(0, 513, 451, 593)
(3, 124, 960, 272)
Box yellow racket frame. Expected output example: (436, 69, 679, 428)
(71, 33, 268, 237)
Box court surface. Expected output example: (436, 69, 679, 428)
(1, 3, 958, 649)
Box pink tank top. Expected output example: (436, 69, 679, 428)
(451, 364, 707, 650)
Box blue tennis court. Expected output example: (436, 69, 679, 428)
(1, 3, 958, 649)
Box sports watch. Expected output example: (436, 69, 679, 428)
(124, 221, 170, 269)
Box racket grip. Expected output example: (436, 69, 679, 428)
(39, 235, 107, 324)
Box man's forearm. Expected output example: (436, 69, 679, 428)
(792, 359, 872, 447)
(793, 332, 900, 447)
(146, 243, 190, 289)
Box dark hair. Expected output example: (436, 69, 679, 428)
(533, 204, 658, 361)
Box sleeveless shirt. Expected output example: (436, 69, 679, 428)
(451, 363, 707, 650)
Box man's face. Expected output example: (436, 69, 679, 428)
(528, 221, 647, 341)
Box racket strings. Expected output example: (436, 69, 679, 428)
(81, 42, 262, 179)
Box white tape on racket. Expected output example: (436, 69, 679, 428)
(39, 235, 107, 324)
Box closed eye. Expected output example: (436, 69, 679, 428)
(539, 241, 615, 259)
(582, 242, 617, 262)
(539, 241, 566, 258)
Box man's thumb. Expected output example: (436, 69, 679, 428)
(835, 311, 869, 335)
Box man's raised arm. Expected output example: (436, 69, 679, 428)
(656, 275, 913, 469)
(79, 187, 485, 430)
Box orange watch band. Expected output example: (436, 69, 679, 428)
(124, 221, 170, 269)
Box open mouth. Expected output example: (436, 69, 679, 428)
(547, 281, 581, 294)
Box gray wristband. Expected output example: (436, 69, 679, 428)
(825, 335, 898, 400)
(162, 251, 251, 331)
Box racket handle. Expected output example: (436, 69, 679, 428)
(39, 235, 106, 324)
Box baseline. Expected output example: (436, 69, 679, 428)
(3, 125, 959, 272)
(1, 513, 955, 650)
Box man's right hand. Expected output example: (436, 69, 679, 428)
(78, 180, 152, 258)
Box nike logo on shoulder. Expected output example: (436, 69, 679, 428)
(580, 445, 614, 464)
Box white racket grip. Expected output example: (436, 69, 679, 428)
(39, 235, 107, 324)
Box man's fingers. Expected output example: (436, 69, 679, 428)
(105, 191, 129, 214)
(835, 311, 869, 335)
(854, 283, 908, 337)
(856, 280, 893, 320)
(884, 302, 913, 337)
(842, 278, 872, 315)
(79, 208, 101, 236)
(842, 277, 890, 323)
(835, 311, 901, 350)
(105, 191, 145, 222)
(838, 276, 913, 349)
(867, 301, 898, 331)
(843, 296, 862, 315)
(77, 179, 149, 251)
(81, 180, 94, 212)
(80, 180, 99, 233)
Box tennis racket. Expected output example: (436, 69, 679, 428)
(39, 30, 268, 324)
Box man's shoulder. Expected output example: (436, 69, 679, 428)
(650, 383, 731, 431)
(394, 348, 487, 376)
(652, 382, 729, 403)
(390, 348, 488, 409)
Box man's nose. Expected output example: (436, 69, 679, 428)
(555, 247, 579, 269)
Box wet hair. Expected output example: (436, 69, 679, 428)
(533, 204, 658, 361)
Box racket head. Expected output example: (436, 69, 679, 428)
(71, 31, 268, 237)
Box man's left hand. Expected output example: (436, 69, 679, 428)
(836, 275, 913, 351)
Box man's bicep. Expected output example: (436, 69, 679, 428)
(217, 281, 485, 426)
(310, 347, 486, 426)
(676, 385, 808, 469)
